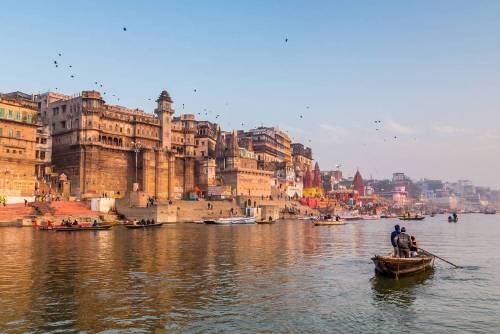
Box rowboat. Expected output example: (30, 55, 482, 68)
(314, 219, 345, 226)
(398, 216, 425, 221)
(125, 223, 164, 229)
(54, 225, 112, 232)
(371, 254, 435, 278)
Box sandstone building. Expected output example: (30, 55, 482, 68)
(37, 89, 198, 200)
(0, 94, 38, 199)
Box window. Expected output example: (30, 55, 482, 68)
(13, 150, 16, 154)
(0, 108, 4, 118)
(41, 138, 47, 144)
(8, 129, 13, 137)
(8, 110, 13, 119)
(16, 131, 21, 139)
(60, 121, 66, 129)
(16, 112, 21, 121)
(36, 151, 40, 159)
(27, 114, 32, 123)
(0, 128, 2, 136)
(40, 151, 45, 160)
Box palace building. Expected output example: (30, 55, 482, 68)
(37, 89, 197, 200)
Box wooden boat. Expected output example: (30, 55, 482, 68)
(314, 219, 345, 226)
(54, 225, 112, 232)
(371, 254, 435, 278)
(204, 217, 256, 225)
(125, 223, 164, 229)
(398, 215, 425, 221)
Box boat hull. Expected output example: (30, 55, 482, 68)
(314, 220, 345, 226)
(398, 217, 425, 221)
(54, 225, 112, 232)
(125, 223, 164, 229)
(372, 255, 434, 278)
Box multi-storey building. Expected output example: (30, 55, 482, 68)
(291, 143, 313, 174)
(244, 127, 292, 166)
(37, 89, 197, 199)
(195, 121, 218, 160)
(215, 130, 272, 197)
(0, 94, 38, 199)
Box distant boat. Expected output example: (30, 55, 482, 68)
(125, 223, 164, 229)
(361, 215, 380, 220)
(372, 254, 435, 278)
(338, 211, 362, 221)
(380, 213, 398, 219)
(54, 225, 112, 232)
(398, 216, 425, 221)
(314, 219, 345, 226)
(204, 217, 256, 225)
(483, 208, 497, 215)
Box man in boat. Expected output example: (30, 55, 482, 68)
(410, 235, 419, 257)
(396, 227, 412, 258)
(390, 225, 401, 257)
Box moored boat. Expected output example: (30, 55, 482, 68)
(361, 215, 380, 220)
(204, 216, 256, 225)
(371, 254, 435, 278)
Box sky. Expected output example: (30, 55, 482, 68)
(1, 0, 500, 188)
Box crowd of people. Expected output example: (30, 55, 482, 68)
(390, 225, 419, 258)
(134, 218, 156, 225)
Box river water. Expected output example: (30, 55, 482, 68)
(0, 214, 499, 333)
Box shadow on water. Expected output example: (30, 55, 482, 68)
(370, 270, 434, 307)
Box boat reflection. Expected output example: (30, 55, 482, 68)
(371, 270, 434, 307)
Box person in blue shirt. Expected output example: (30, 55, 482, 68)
(390, 225, 401, 257)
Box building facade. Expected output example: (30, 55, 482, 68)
(0, 94, 38, 199)
(36, 89, 198, 199)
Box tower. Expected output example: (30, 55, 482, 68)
(313, 162, 321, 188)
(155, 90, 174, 150)
(353, 169, 365, 196)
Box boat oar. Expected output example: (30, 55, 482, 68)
(420, 248, 460, 268)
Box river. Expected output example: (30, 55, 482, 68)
(0, 214, 499, 333)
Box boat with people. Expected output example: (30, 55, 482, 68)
(54, 225, 112, 232)
(398, 212, 425, 221)
(314, 219, 345, 226)
(204, 216, 256, 225)
(371, 253, 435, 278)
(125, 222, 164, 229)
(448, 213, 458, 223)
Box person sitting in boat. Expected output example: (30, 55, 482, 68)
(92, 220, 98, 227)
(390, 225, 401, 257)
(140, 219, 146, 225)
(72, 219, 79, 226)
(396, 227, 412, 258)
(410, 235, 419, 257)
(146, 219, 150, 225)
(151, 219, 155, 225)
(335, 215, 340, 222)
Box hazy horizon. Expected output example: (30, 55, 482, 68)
(2, 0, 499, 188)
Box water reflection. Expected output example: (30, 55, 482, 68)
(371, 271, 434, 307)
(1, 216, 500, 333)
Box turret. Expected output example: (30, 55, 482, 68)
(155, 90, 174, 149)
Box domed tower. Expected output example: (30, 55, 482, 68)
(353, 169, 365, 196)
(155, 90, 174, 150)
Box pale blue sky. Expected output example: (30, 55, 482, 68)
(1, 1, 500, 187)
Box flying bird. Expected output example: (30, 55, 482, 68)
(194, 89, 197, 93)
(70, 75, 74, 78)
(285, 37, 288, 43)
(58, 53, 62, 56)
(123, 27, 127, 31)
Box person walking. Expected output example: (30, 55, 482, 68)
(396, 227, 412, 258)
(390, 225, 401, 257)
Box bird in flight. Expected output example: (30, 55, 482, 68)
(58, 53, 62, 57)
(70, 75, 74, 78)
(285, 37, 288, 43)
(194, 89, 197, 93)
(123, 27, 127, 31)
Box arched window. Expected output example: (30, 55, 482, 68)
(113, 138, 118, 146)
